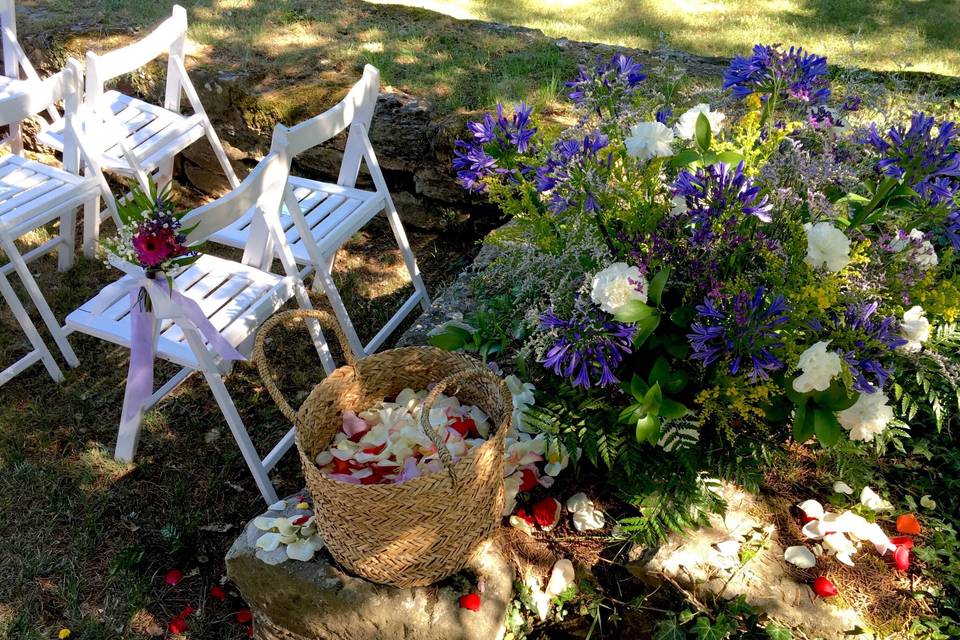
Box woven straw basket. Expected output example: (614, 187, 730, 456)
(253, 309, 510, 588)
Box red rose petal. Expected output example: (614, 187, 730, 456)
(515, 508, 535, 526)
(235, 608, 253, 624)
(164, 569, 184, 586)
(518, 468, 538, 492)
(362, 444, 386, 455)
(812, 576, 838, 598)
(449, 417, 477, 438)
(177, 605, 194, 619)
(896, 513, 921, 535)
(247, 624, 254, 638)
(532, 497, 561, 530)
(168, 618, 188, 634)
(890, 536, 914, 549)
(459, 593, 481, 611)
(292, 515, 311, 526)
(800, 514, 818, 524)
(893, 545, 910, 571)
(332, 458, 351, 474)
(210, 585, 227, 601)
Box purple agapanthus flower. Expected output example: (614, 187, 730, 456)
(539, 303, 635, 389)
(655, 106, 673, 125)
(841, 95, 862, 112)
(687, 287, 790, 382)
(536, 132, 611, 214)
(565, 53, 646, 115)
(809, 301, 907, 393)
(452, 102, 537, 193)
(723, 44, 831, 106)
(864, 112, 960, 205)
(808, 106, 844, 131)
(673, 161, 772, 245)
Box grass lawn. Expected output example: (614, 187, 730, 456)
(370, 0, 960, 77)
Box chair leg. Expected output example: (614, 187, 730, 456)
(57, 207, 77, 272)
(292, 280, 337, 374)
(0, 271, 63, 384)
(383, 197, 431, 311)
(311, 251, 366, 358)
(115, 393, 146, 462)
(202, 124, 240, 189)
(203, 368, 280, 506)
(0, 236, 79, 368)
(83, 194, 101, 258)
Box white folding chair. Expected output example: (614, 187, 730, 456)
(37, 4, 239, 257)
(66, 150, 334, 505)
(0, 59, 113, 386)
(208, 65, 431, 358)
(0, 0, 61, 153)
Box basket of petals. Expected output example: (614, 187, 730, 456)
(253, 309, 510, 587)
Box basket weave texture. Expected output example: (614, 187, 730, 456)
(253, 310, 510, 587)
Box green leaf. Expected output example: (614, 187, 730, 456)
(668, 148, 699, 168)
(649, 356, 687, 393)
(695, 112, 712, 152)
(619, 404, 645, 424)
(812, 381, 858, 411)
(793, 401, 814, 442)
(716, 150, 745, 165)
(643, 382, 663, 414)
(782, 377, 809, 405)
(633, 313, 661, 347)
(693, 615, 731, 640)
(763, 395, 791, 422)
(630, 373, 649, 401)
(648, 267, 671, 307)
(658, 398, 689, 419)
(813, 407, 842, 446)
(614, 300, 657, 323)
(652, 618, 686, 640)
(428, 325, 473, 351)
(669, 306, 695, 327)
(765, 624, 793, 640)
(663, 333, 690, 359)
(635, 413, 661, 443)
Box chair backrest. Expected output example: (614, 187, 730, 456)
(270, 64, 380, 189)
(0, 58, 81, 162)
(1, 0, 18, 81)
(181, 151, 293, 272)
(84, 4, 187, 114)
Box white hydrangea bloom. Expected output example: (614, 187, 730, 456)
(675, 103, 725, 140)
(792, 341, 842, 393)
(899, 305, 930, 353)
(625, 121, 674, 161)
(590, 262, 647, 314)
(837, 392, 894, 442)
(803, 222, 851, 273)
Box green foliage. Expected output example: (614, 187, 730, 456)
(652, 596, 792, 640)
(429, 294, 527, 362)
(619, 357, 690, 444)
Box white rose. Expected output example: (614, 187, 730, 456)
(793, 341, 843, 393)
(837, 392, 894, 442)
(899, 305, 930, 353)
(675, 103, 725, 140)
(625, 121, 674, 162)
(908, 229, 938, 270)
(590, 262, 647, 315)
(803, 222, 851, 273)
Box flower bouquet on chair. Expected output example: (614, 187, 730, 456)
(98, 179, 244, 431)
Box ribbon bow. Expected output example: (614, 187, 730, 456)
(93, 258, 245, 430)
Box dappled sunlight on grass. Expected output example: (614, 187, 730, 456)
(366, 0, 960, 76)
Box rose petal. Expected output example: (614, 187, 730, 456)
(235, 608, 253, 624)
(255, 532, 282, 552)
(893, 545, 910, 571)
(797, 499, 825, 520)
(784, 545, 817, 569)
(164, 569, 184, 587)
(168, 618, 188, 634)
(920, 495, 936, 510)
(286, 539, 317, 562)
(268, 500, 287, 511)
(812, 576, 838, 598)
(896, 513, 921, 535)
(210, 585, 227, 601)
(532, 497, 562, 531)
(546, 559, 575, 597)
(890, 536, 914, 549)
(565, 492, 593, 514)
(833, 481, 854, 495)
(459, 593, 481, 611)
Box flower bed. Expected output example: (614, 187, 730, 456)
(435, 44, 960, 637)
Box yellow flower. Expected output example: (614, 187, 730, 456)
(58, 630, 71, 640)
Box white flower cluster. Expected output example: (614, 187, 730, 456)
(252, 498, 325, 564)
(803, 222, 851, 273)
(590, 262, 648, 315)
(789, 491, 897, 568)
(792, 341, 842, 393)
(837, 391, 895, 441)
(675, 103, 725, 140)
(899, 305, 930, 353)
(625, 122, 674, 162)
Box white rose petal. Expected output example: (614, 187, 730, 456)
(900, 306, 930, 353)
(920, 495, 937, 510)
(802, 520, 828, 540)
(625, 121, 675, 161)
(797, 499, 825, 520)
(253, 516, 275, 531)
(784, 545, 817, 569)
(833, 481, 854, 495)
(860, 486, 894, 512)
(838, 393, 894, 442)
(804, 222, 851, 273)
(572, 507, 605, 532)
(715, 539, 741, 557)
(285, 539, 318, 562)
(675, 103, 725, 140)
(546, 559, 576, 597)
(793, 341, 843, 393)
(268, 500, 287, 511)
(566, 492, 593, 513)
(255, 532, 282, 552)
(823, 532, 857, 563)
(590, 263, 648, 315)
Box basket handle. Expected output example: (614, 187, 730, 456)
(420, 367, 506, 487)
(252, 308, 355, 426)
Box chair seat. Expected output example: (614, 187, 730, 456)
(0, 154, 100, 236)
(208, 175, 384, 265)
(38, 90, 206, 175)
(66, 254, 298, 369)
